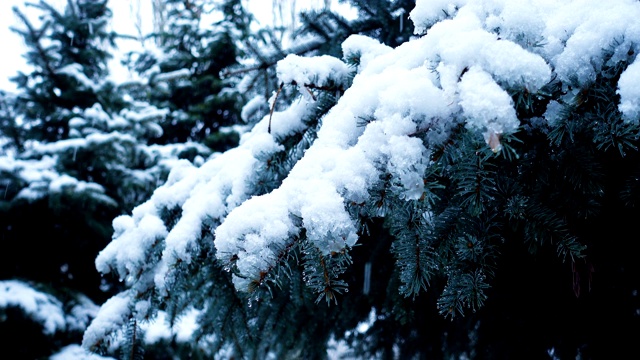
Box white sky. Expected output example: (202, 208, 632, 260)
(0, 0, 356, 92)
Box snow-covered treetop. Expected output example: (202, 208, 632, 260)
(85, 0, 640, 353)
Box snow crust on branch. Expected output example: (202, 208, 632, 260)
(153, 68, 191, 83)
(618, 58, 640, 122)
(341, 35, 392, 70)
(0, 280, 66, 335)
(57, 63, 104, 91)
(50, 344, 116, 360)
(459, 66, 518, 135)
(411, 0, 640, 86)
(0, 155, 118, 206)
(82, 292, 131, 352)
(277, 54, 351, 88)
(95, 99, 314, 295)
(89, 0, 640, 343)
(0, 280, 98, 337)
(410, 0, 468, 34)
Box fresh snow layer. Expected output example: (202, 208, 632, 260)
(88, 0, 640, 346)
(0, 280, 98, 336)
(82, 292, 131, 351)
(618, 58, 640, 121)
(51, 345, 116, 360)
(0, 280, 66, 335)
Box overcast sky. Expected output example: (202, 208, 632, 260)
(0, 0, 356, 92)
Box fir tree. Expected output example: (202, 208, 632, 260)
(222, 0, 416, 108)
(0, 0, 208, 357)
(122, 0, 249, 152)
(83, 0, 640, 359)
(9, 0, 118, 143)
(1, 0, 120, 302)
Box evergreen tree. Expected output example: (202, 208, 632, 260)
(223, 0, 416, 108)
(1, 0, 120, 304)
(0, 0, 209, 357)
(83, 0, 640, 359)
(122, 0, 250, 152)
(9, 0, 118, 143)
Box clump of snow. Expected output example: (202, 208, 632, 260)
(95, 97, 314, 297)
(142, 308, 200, 344)
(327, 308, 378, 359)
(31, 132, 136, 155)
(276, 54, 352, 90)
(121, 105, 168, 123)
(410, 0, 468, 34)
(82, 292, 131, 352)
(542, 100, 565, 127)
(341, 35, 392, 71)
(0, 280, 101, 348)
(95, 214, 168, 286)
(153, 68, 191, 83)
(423, 9, 551, 92)
(0, 280, 66, 335)
(459, 66, 518, 136)
(0, 156, 58, 201)
(51, 344, 116, 360)
(544, 0, 640, 85)
(411, 0, 640, 88)
(241, 95, 268, 123)
(57, 63, 104, 91)
(618, 59, 640, 122)
(66, 295, 100, 332)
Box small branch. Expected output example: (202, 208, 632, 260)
(130, 318, 138, 360)
(268, 82, 284, 134)
(303, 85, 317, 101)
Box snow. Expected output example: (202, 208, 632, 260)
(327, 308, 377, 359)
(618, 58, 640, 122)
(276, 54, 351, 89)
(50, 345, 116, 360)
(57, 63, 103, 91)
(142, 308, 199, 344)
(83, 296, 203, 353)
(544, 0, 640, 85)
(120, 105, 169, 124)
(95, 99, 314, 296)
(0, 280, 101, 355)
(241, 95, 268, 123)
(458, 66, 518, 136)
(66, 295, 100, 332)
(410, 0, 640, 87)
(0, 156, 108, 203)
(82, 292, 131, 352)
(49, 174, 83, 192)
(84, 0, 640, 351)
(409, 0, 467, 33)
(153, 68, 191, 83)
(96, 214, 168, 286)
(0, 280, 66, 335)
(341, 35, 392, 71)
